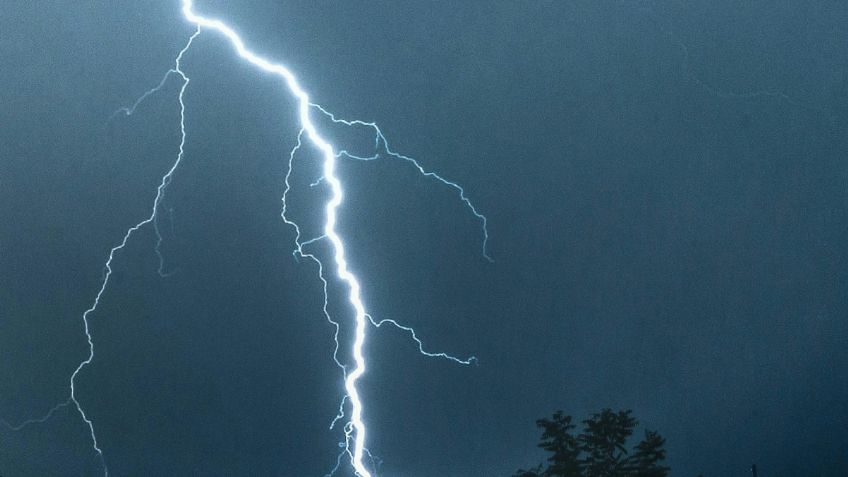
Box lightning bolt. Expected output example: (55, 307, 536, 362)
(5, 2, 489, 476)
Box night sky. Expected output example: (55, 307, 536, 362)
(2, 1, 847, 476)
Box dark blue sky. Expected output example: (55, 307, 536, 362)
(2, 1, 847, 476)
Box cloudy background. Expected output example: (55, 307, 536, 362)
(2, 1, 847, 476)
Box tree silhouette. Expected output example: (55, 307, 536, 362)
(538, 411, 581, 477)
(627, 430, 669, 477)
(579, 409, 637, 476)
(513, 409, 669, 477)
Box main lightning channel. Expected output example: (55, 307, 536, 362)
(178, 2, 375, 474)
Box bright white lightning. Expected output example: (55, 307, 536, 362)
(6, 3, 489, 476)
(178, 2, 487, 475)
(173, 3, 374, 472)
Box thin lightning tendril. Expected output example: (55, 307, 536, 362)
(3, 27, 200, 476)
(309, 103, 493, 263)
(6, 3, 489, 476)
(71, 27, 198, 476)
(1, 400, 71, 432)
